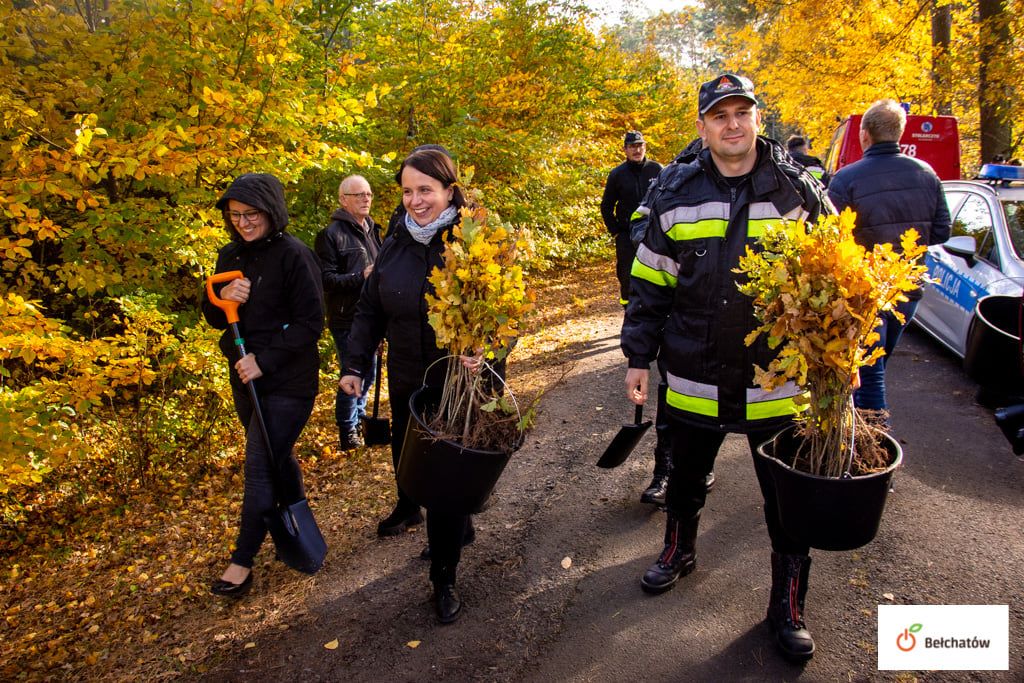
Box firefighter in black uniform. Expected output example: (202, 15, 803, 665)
(622, 74, 833, 662)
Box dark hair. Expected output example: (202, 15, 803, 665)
(786, 135, 807, 152)
(411, 143, 453, 158)
(395, 149, 466, 209)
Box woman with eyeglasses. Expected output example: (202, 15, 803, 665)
(340, 149, 482, 624)
(201, 173, 324, 598)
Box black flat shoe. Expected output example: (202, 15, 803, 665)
(210, 570, 253, 599)
(434, 583, 462, 624)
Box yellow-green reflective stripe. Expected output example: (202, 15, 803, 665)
(630, 210, 644, 221)
(667, 219, 727, 241)
(747, 219, 781, 238)
(666, 387, 718, 417)
(810, 169, 824, 179)
(746, 396, 807, 420)
(631, 258, 677, 287)
(619, 297, 629, 306)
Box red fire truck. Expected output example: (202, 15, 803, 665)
(823, 113, 961, 180)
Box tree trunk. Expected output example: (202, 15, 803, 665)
(978, 0, 1011, 164)
(931, 4, 952, 115)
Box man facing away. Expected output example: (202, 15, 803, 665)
(786, 135, 829, 186)
(827, 99, 950, 419)
(622, 73, 832, 661)
(314, 175, 382, 450)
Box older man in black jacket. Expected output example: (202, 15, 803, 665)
(828, 99, 951, 416)
(314, 175, 382, 450)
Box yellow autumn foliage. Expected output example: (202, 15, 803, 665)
(736, 209, 927, 476)
(425, 204, 535, 448)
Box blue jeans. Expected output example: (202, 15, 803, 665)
(230, 386, 314, 568)
(854, 299, 919, 411)
(331, 327, 376, 433)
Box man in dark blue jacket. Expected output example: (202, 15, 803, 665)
(828, 99, 951, 416)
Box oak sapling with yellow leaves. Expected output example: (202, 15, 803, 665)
(425, 202, 536, 451)
(735, 208, 928, 477)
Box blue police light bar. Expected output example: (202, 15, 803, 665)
(979, 164, 1024, 180)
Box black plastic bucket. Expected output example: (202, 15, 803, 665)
(753, 426, 901, 551)
(397, 386, 520, 515)
(964, 295, 1024, 390)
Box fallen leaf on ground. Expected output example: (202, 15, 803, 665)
(324, 639, 339, 650)
(561, 557, 572, 569)
(243, 642, 255, 649)
(882, 593, 895, 601)
(406, 640, 420, 648)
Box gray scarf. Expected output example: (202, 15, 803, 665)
(405, 205, 458, 245)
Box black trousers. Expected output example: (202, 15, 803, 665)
(614, 231, 635, 304)
(427, 512, 471, 585)
(229, 386, 314, 568)
(664, 418, 809, 555)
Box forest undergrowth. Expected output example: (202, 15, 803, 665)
(0, 261, 619, 681)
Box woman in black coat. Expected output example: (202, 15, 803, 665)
(340, 149, 477, 624)
(201, 173, 324, 598)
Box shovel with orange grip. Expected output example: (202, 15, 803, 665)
(205, 270, 273, 458)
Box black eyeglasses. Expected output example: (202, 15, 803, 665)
(343, 192, 373, 199)
(228, 210, 263, 224)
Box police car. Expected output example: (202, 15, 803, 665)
(914, 164, 1024, 359)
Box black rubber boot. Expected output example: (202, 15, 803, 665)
(766, 552, 815, 661)
(640, 513, 698, 594)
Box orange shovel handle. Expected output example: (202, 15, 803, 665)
(205, 270, 244, 324)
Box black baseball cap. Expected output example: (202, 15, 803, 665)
(698, 74, 757, 115)
(624, 131, 645, 145)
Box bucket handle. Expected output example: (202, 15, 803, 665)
(420, 353, 524, 433)
(842, 396, 855, 479)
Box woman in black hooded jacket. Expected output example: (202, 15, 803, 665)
(340, 149, 479, 624)
(201, 173, 324, 598)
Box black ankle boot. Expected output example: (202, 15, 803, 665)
(639, 474, 668, 506)
(640, 513, 698, 594)
(377, 502, 423, 537)
(766, 552, 815, 661)
(433, 582, 462, 624)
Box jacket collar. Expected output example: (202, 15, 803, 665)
(864, 141, 901, 157)
(698, 137, 805, 216)
(330, 207, 374, 231)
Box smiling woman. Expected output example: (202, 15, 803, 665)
(338, 149, 485, 625)
(201, 173, 325, 598)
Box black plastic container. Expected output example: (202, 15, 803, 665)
(754, 426, 902, 551)
(964, 294, 1024, 391)
(397, 386, 520, 515)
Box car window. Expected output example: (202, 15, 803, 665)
(944, 191, 966, 216)
(1004, 200, 1024, 261)
(951, 194, 997, 264)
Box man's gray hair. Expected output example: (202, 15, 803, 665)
(861, 99, 905, 144)
(338, 174, 369, 195)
